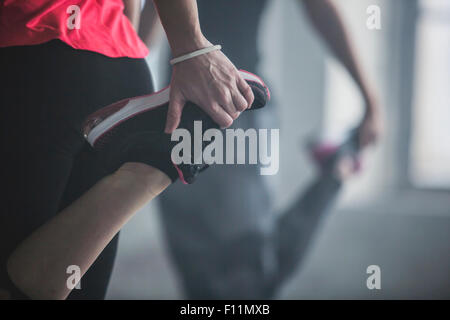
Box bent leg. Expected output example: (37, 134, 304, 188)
(7, 162, 171, 300)
(59, 145, 120, 300)
(0, 40, 157, 299)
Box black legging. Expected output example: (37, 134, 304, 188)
(0, 40, 154, 299)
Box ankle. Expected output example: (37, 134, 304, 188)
(113, 162, 171, 196)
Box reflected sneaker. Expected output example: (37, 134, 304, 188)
(83, 70, 270, 184)
(308, 128, 362, 178)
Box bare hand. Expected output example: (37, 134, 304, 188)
(165, 41, 254, 133)
(358, 98, 383, 148)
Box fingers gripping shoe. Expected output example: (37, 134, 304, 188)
(82, 70, 270, 184)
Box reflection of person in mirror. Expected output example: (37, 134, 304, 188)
(135, 0, 383, 299)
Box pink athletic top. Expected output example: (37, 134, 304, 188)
(0, 0, 149, 58)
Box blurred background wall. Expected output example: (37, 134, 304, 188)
(106, 0, 450, 299)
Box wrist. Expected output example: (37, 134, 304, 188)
(364, 104, 381, 121)
(363, 90, 380, 114)
(170, 33, 210, 58)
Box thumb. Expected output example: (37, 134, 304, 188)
(165, 92, 185, 134)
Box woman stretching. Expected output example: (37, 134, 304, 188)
(0, 0, 269, 299)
